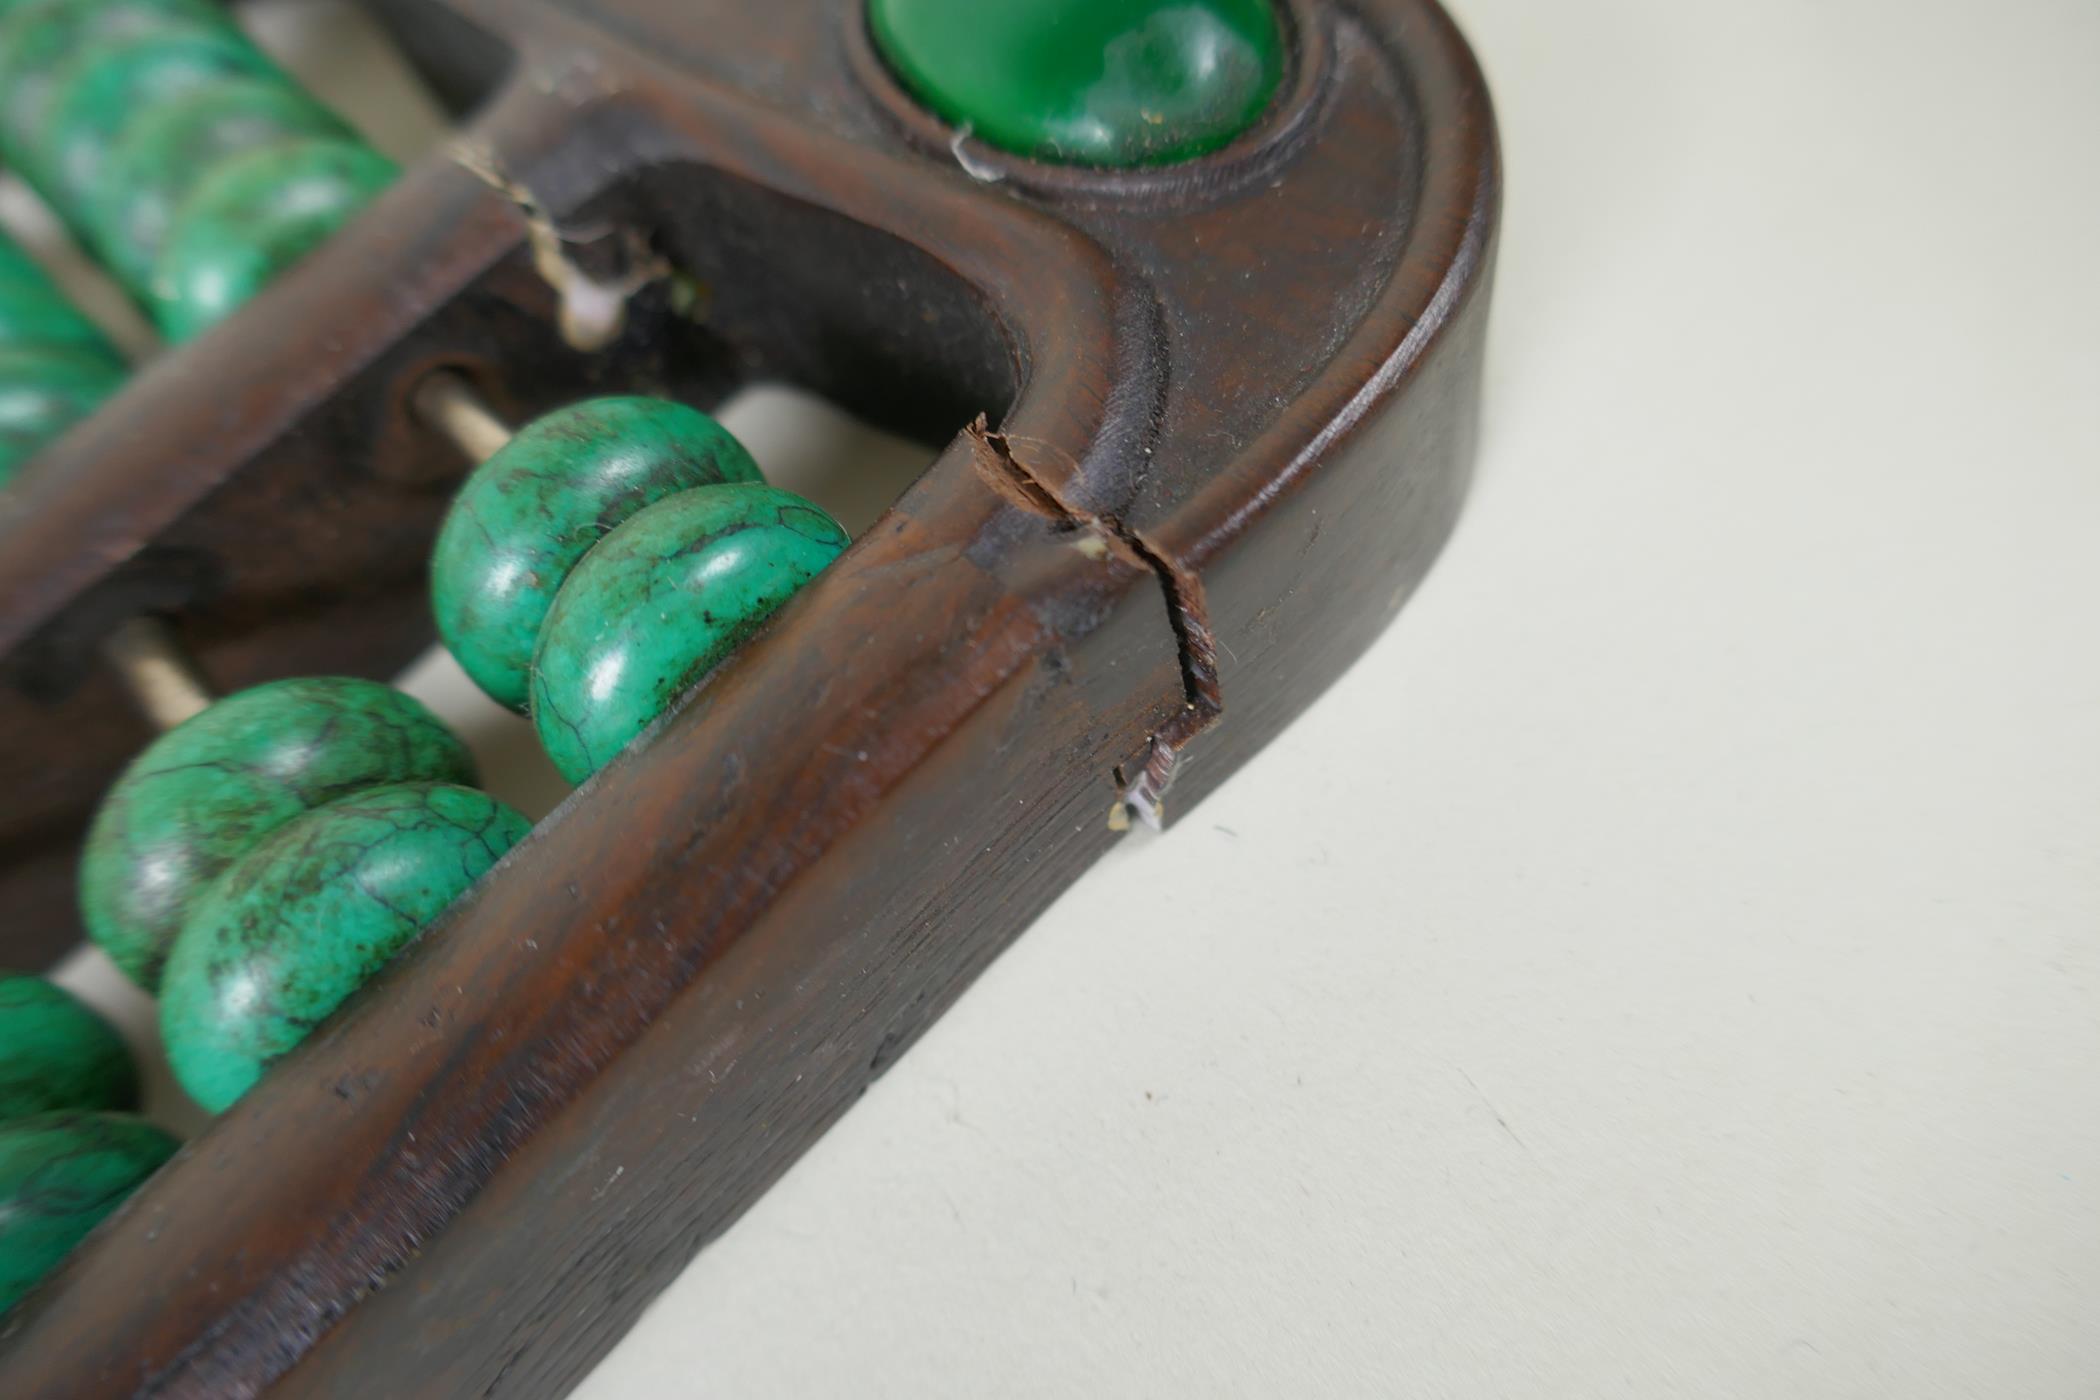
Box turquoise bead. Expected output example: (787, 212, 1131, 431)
(431, 397, 763, 712)
(38, 25, 278, 212)
(0, 345, 126, 486)
(531, 483, 848, 783)
(0, 0, 226, 178)
(88, 76, 345, 293)
(867, 0, 1285, 166)
(0, 1112, 176, 1313)
(160, 782, 529, 1113)
(150, 136, 395, 340)
(0, 976, 137, 1121)
(79, 677, 476, 991)
(0, 231, 119, 354)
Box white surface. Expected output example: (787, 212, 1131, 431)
(38, 0, 2100, 1393)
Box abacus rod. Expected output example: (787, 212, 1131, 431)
(101, 615, 212, 731)
(413, 370, 515, 461)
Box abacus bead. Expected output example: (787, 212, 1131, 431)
(0, 345, 125, 485)
(431, 397, 764, 713)
(0, 976, 137, 1121)
(531, 484, 848, 783)
(0, 0, 226, 171)
(89, 76, 345, 293)
(39, 25, 279, 210)
(0, 235, 119, 353)
(79, 677, 476, 992)
(150, 137, 394, 340)
(0, 1112, 176, 1313)
(866, 0, 1285, 166)
(159, 782, 530, 1113)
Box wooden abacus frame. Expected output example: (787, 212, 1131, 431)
(0, 0, 1498, 1392)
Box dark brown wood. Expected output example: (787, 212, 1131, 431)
(0, 0, 1498, 1392)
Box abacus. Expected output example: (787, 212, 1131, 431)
(0, 0, 1498, 1393)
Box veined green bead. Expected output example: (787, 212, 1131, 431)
(866, 0, 1285, 167)
(79, 677, 476, 992)
(159, 782, 530, 1113)
(431, 397, 764, 713)
(0, 344, 125, 486)
(531, 483, 848, 783)
(0, 0, 227, 173)
(150, 136, 394, 340)
(38, 24, 279, 212)
(0, 232, 118, 354)
(89, 76, 347, 294)
(0, 1112, 176, 1313)
(0, 976, 137, 1121)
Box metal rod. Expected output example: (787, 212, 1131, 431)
(101, 615, 212, 731)
(412, 370, 515, 462)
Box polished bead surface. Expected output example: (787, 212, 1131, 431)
(0, 976, 137, 1122)
(150, 136, 394, 340)
(38, 25, 277, 210)
(0, 0, 226, 178)
(431, 397, 763, 713)
(867, 0, 1285, 166)
(0, 232, 120, 353)
(89, 76, 343, 292)
(80, 677, 476, 991)
(0, 345, 125, 485)
(159, 782, 529, 1113)
(531, 483, 848, 783)
(0, 1111, 176, 1312)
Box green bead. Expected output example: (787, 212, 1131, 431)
(0, 232, 118, 354)
(0, 0, 226, 176)
(0, 976, 137, 1122)
(159, 782, 529, 1113)
(431, 397, 764, 713)
(531, 484, 848, 783)
(37, 24, 277, 212)
(866, 0, 1285, 166)
(80, 677, 476, 992)
(150, 136, 394, 340)
(89, 76, 346, 293)
(0, 345, 125, 486)
(0, 1112, 176, 1313)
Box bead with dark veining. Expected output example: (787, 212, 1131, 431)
(531, 483, 849, 783)
(0, 231, 121, 354)
(0, 1111, 176, 1313)
(432, 396, 764, 712)
(151, 136, 395, 340)
(0, 976, 137, 1122)
(88, 75, 344, 292)
(80, 677, 476, 991)
(159, 782, 530, 1113)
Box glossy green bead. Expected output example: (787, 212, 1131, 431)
(867, 0, 1285, 166)
(150, 136, 394, 340)
(159, 782, 529, 1113)
(89, 76, 346, 293)
(0, 1112, 176, 1313)
(431, 397, 764, 713)
(531, 484, 848, 783)
(0, 0, 226, 175)
(0, 232, 118, 354)
(0, 345, 124, 486)
(38, 24, 278, 212)
(80, 677, 476, 992)
(0, 976, 137, 1121)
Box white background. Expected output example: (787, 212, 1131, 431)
(43, 0, 2100, 1395)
